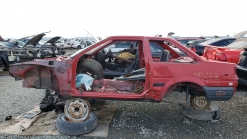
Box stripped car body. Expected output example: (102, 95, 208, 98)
(9, 36, 238, 103)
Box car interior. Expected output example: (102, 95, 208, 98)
(75, 39, 196, 94)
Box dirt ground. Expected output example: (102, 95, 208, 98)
(1, 59, 247, 138)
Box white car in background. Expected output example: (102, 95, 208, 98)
(71, 40, 84, 49)
(56, 39, 73, 49)
(71, 40, 96, 49)
(104, 41, 135, 55)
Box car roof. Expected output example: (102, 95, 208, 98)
(199, 38, 235, 45)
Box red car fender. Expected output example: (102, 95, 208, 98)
(157, 76, 207, 98)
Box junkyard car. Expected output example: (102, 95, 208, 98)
(185, 39, 209, 48)
(175, 37, 203, 45)
(9, 36, 238, 135)
(203, 41, 247, 86)
(71, 40, 96, 49)
(203, 41, 247, 64)
(55, 38, 73, 49)
(34, 36, 66, 58)
(1, 33, 67, 70)
(190, 38, 236, 56)
(191, 30, 247, 56)
(0, 40, 35, 70)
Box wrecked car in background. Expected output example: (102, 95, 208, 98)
(175, 37, 204, 45)
(190, 38, 236, 55)
(0, 40, 35, 70)
(55, 38, 73, 49)
(34, 36, 66, 58)
(203, 41, 247, 86)
(202, 30, 247, 86)
(185, 39, 209, 48)
(9, 36, 238, 135)
(203, 41, 247, 64)
(191, 30, 247, 56)
(0, 33, 45, 70)
(0, 33, 66, 70)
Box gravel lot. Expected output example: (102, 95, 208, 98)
(1, 69, 247, 139)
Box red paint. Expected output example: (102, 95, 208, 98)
(9, 36, 238, 102)
(203, 46, 243, 64)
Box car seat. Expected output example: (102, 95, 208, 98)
(160, 50, 170, 62)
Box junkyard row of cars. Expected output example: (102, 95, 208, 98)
(0, 33, 97, 70)
(2, 30, 247, 135)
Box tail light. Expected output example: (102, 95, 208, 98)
(215, 53, 226, 61)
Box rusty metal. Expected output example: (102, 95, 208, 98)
(64, 98, 91, 122)
(92, 79, 143, 93)
(134, 86, 143, 94)
(190, 95, 210, 110)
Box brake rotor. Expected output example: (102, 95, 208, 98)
(190, 95, 211, 110)
(64, 98, 91, 122)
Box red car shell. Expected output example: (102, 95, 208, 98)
(203, 41, 247, 64)
(9, 36, 238, 102)
(204, 46, 242, 63)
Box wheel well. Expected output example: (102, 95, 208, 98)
(23, 66, 59, 90)
(166, 82, 206, 96)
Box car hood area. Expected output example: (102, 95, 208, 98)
(41, 36, 62, 46)
(19, 33, 46, 47)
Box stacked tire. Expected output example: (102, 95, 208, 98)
(56, 112, 98, 135)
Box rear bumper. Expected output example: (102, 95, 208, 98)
(203, 86, 235, 101)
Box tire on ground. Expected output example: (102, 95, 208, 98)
(77, 59, 103, 80)
(56, 112, 98, 135)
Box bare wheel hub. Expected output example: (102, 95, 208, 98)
(190, 95, 210, 110)
(64, 98, 91, 122)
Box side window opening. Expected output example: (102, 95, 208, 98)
(149, 40, 195, 63)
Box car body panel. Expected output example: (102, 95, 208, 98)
(203, 41, 247, 63)
(192, 38, 236, 56)
(9, 36, 238, 102)
(19, 33, 46, 47)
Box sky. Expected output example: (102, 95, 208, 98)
(1, 0, 246, 39)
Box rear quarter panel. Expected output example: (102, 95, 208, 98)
(148, 58, 238, 98)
